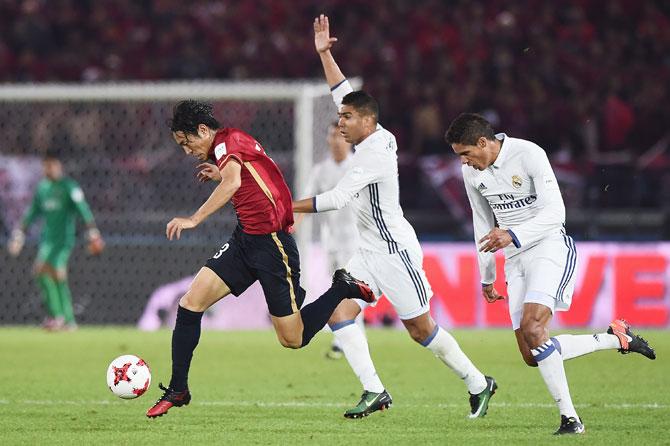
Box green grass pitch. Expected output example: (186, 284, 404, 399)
(0, 327, 667, 445)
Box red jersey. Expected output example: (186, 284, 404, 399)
(209, 128, 294, 234)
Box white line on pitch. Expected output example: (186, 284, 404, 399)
(0, 400, 667, 410)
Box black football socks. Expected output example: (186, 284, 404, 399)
(299, 281, 348, 347)
(169, 305, 204, 391)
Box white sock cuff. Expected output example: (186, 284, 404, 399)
(531, 340, 558, 362)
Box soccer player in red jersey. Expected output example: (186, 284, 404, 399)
(146, 100, 374, 418)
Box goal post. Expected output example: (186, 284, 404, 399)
(0, 79, 361, 324)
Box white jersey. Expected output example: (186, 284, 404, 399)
(304, 154, 359, 255)
(314, 80, 422, 255)
(461, 134, 567, 285)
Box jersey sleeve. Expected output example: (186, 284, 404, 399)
(68, 180, 95, 225)
(330, 79, 354, 111)
(462, 168, 497, 285)
(212, 132, 249, 170)
(314, 150, 384, 212)
(507, 148, 566, 248)
(21, 186, 42, 228)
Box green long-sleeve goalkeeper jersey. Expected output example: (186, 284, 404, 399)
(22, 177, 95, 246)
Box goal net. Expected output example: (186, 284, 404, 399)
(0, 80, 358, 324)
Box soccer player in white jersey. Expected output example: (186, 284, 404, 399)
(293, 15, 497, 419)
(446, 113, 656, 435)
(303, 122, 365, 359)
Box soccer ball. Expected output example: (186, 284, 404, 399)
(106, 354, 151, 399)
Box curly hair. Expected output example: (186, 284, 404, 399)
(169, 100, 220, 135)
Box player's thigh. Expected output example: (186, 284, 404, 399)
(179, 267, 231, 312)
(374, 248, 432, 320)
(505, 256, 526, 330)
(525, 234, 578, 306)
(252, 230, 306, 317)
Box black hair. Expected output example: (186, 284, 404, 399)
(43, 148, 62, 160)
(444, 113, 496, 145)
(342, 90, 379, 122)
(169, 100, 220, 135)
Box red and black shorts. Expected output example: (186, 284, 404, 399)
(205, 226, 305, 317)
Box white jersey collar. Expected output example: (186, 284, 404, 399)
(491, 133, 509, 169)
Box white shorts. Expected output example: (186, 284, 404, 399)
(505, 233, 578, 330)
(346, 247, 433, 320)
(326, 248, 355, 273)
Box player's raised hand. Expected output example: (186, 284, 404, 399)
(482, 284, 505, 303)
(197, 163, 222, 182)
(166, 217, 197, 240)
(314, 14, 337, 53)
(478, 228, 513, 253)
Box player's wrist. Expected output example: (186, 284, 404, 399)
(87, 227, 101, 240)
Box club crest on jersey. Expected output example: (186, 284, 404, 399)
(477, 182, 487, 192)
(512, 175, 523, 189)
(214, 143, 227, 160)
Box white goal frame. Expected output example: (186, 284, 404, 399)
(0, 79, 362, 276)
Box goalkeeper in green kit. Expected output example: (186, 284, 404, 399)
(8, 150, 105, 330)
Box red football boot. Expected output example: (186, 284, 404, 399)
(146, 383, 191, 418)
(333, 269, 375, 303)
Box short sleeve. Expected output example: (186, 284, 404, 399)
(213, 133, 247, 169)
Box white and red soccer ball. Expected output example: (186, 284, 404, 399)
(106, 354, 151, 399)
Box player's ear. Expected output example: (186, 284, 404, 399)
(197, 124, 210, 139)
(477, 136, 487, 149)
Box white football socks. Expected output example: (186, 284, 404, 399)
(532, 340, 579, 419)
(330, 313, 366, 350)
(332, 321, 385, 393)
(424, 327, 487, 394)
(551, 334, 620, 360)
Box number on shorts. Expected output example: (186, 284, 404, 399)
(212, 243, 230, 259)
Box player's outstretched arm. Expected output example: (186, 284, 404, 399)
(314, 14, 345, 88)
(166, 160, 241, 240)
(292, 197, 316, 213)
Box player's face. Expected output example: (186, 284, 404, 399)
(452, 138, 491, 170)
(43, 159, 63, 180)
(337, 105, 373, 145)
(327, 125, 351, 161)
(173, 125, 214, 161)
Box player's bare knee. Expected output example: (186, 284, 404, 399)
(277, 335, 302, 349)
(403, 321, 431, 344)
(520, 319, 545, 348)
(179, 293, 206, 312)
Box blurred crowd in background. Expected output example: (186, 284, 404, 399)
(1, 0, 670, 240)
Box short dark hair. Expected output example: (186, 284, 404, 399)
(43, 148, 62, 160)
(170, 100, 220, 135)
(445, 113, 495, 145)
(342, 90, 379, 122)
